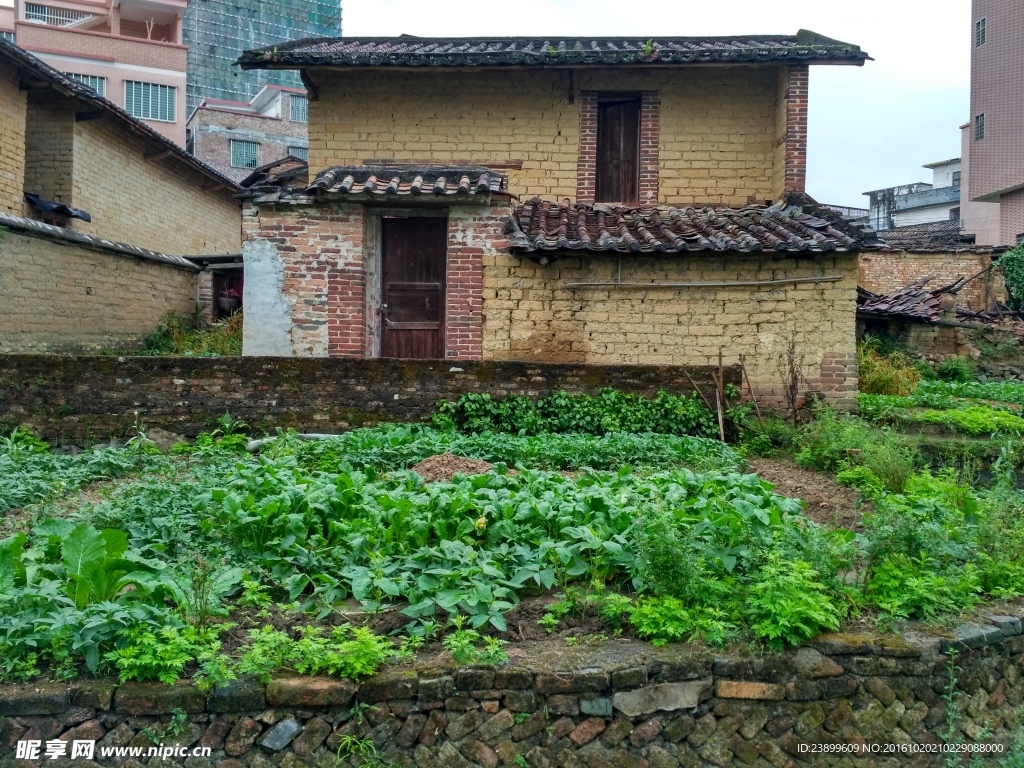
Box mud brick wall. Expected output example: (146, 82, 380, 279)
(858, 251, 1005, 313)
(1, 619, 1022, 768)
(0, 56, 27, 216)
(482, 252, 860, 413)
(306, 65, 798, 206)
(0, 231, 197, 355)
(0, 356, 731, 440)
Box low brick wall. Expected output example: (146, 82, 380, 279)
(1, 620, 1022, 768)
(858, 250, 1005, 314)
(0, 356, 733, 439)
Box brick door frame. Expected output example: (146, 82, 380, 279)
(364, 207, 450, 359)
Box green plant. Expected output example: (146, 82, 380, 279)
(442, 628, 508, 665)
(513, 713, 531, 725)
(140, 312, 242, 357)
(858, 339, 922, 396)
(999, 245, 1024, 311)
(104, 623, 230, 684)
(158, 557, 242, 628)
(513, 755, 529, 768)
(935, 357, 976, 383)
(237, 624, 398, 682)
(629, 596, 735, 646)
(743, 555, 842, 650)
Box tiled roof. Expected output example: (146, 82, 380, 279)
(306, 165, 507, 196)
(239, 156, 309, 189)
(239, 30, 868, 70)
(0, 38, 239, 192)
(0, 212, 200, 272)
(505, 198, 882, 255)
(876, 221, 985, 251)
(857, 286, 942, 322)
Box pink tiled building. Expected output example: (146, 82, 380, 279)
(6, 0, 187, 146)
(963, 0, 1024, 246)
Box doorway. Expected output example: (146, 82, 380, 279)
(380, 216, 447, 359)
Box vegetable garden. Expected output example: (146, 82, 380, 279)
(1, 379, 1024, 699)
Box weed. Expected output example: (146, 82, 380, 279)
(443, 628, 509, 665)
(858, 340, 921, 396)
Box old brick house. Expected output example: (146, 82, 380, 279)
(236, 32, 876, 409)
(0, 39, 241, 352)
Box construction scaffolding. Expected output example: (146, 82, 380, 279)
(183, 0, 341, 111)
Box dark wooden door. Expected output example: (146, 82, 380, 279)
(381, 217, 447, 359)
(596, 98, 640, 204)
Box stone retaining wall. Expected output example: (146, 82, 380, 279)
(2, 619, 1022, 768)
(0, 357, 733, 440)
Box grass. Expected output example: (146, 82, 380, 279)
(138, 312, 242, 357)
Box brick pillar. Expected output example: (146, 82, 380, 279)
(576, 92, 598, 203)
(196, 270, 215, 326)
(818, 351, 858, 413)
(638, 92, 660, 205)
(445, 206, 506, 360)
(783, 66, 809, 194)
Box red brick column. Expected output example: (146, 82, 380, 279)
(576, 92, 599, 203)
(445, 206, 508, 360)
(638, 92, 660, 205)
(783, 66, 809, 194)
(325, 207, 367, 357)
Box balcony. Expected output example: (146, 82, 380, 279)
(894, 184, 961, 213)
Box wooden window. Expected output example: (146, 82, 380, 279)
(595, 95, 640, 204)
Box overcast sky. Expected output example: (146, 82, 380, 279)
(342, 0, 970, 208)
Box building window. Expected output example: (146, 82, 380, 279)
(952, 171, 961, 187)
(24, 2, 93, 26)
(290, 95, 308, 123)
(975, 113, 986, 141)
(231, 140, 260, 168)
(0, 31, 14, 43)
(124, 81, 176, 122)
(288, 146, 308, 161)
(66, 73, 106, 97)
(949, 207, 961, 222)
(976, 18, 987, 47)
(595, 94, 641, 203)
(1018, 233, 1024, 246)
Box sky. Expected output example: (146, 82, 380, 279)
(342, 0, 970, 208)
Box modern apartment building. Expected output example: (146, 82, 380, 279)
(964, 0, 1024, 246)
(182, 0, 340, 111)
(864, 158, 963, 232)
(6, 0, 187, 145)
(187, 84, 309, 183)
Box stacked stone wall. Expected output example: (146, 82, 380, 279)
(1, 620, 1022, 768)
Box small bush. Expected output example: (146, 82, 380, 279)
(434, 389, 716, 438)
(743, 556, 843, 650)
(858, 340, 922, 396)
(737, 416, 797, 458)
(140, 312, 242, 357)
(934, 357, 976, 383)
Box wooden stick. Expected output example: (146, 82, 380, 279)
(681, 366, 715, 413)
(740, 355, 764, 428)
(711, 370, 726, 443)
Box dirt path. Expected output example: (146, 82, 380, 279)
(747, 457, 866, 531)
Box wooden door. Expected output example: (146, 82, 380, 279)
(596, 98, 640, 204)
(380, 217, 447, 359)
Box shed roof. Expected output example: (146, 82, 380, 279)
(238, 30, 868, 71)
(0, 38, 239, 193)
(506, 198, 883, 255)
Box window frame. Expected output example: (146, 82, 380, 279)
(952, 170, 961, 188)
(230, 139, 260, 169)
(976, 18, 987, 47)
(975, 113, 986, 141)
(65, 72, 106, 97)
(124, 81, 176, 123)
(290, 95, 308, 123)
(288, 146, 308, 161)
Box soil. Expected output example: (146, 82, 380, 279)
(747, 457, 867, 531)
(410, 453, 494, 482)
